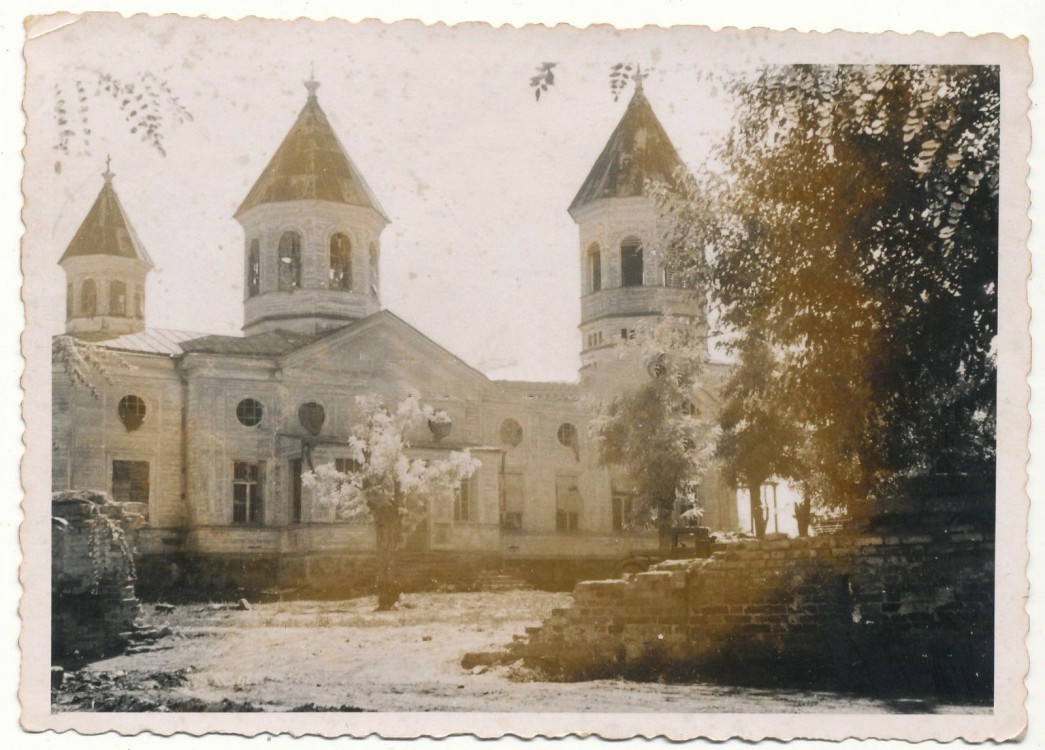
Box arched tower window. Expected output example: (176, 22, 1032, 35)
(109, 280, 127, 317)
(369, 243, 379, 295)
(247, 239, 261, 297)
(277, 231, 302, 291)
(66, 284, 73, 320)
(329, 233, 352, 291)
(588, 244, 602, 293)
(80, 279, 97, 317)
(134, 285, 144, 318)
(621, 239, 644, 287)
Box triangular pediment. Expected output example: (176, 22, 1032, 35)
(278, 311, 496, 397)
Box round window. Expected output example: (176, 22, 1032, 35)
(236, 398, 264, 427)
(117, 395, 146, 431)
(499, 418, 523, 447)
(557, 423, 578, 448)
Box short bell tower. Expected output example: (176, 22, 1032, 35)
(60, 158, 153, 341)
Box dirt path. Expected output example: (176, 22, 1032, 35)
(52, 591, 989, 713)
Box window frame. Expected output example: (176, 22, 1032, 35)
(232, 460, 265, 526)
(277, 231, 302, 291)
(111, 459, 150, 520)
(620, 239, 644, 287)
(109, 279, 127, 317)
(247, 239, 261, 297)
(329, 232, 353, 291)
(453, 478, 476, 524)
(80, 279, 97, 317)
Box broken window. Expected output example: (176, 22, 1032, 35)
(329, 233, 352, 290)
(109, 280, 127, 316)
(454, 478, 474, 523)
(232, 460, 264, 525)
(588, 244, 602, 292)
(289, 457, 303, 524)
(117, 395, 146, 432)
(80, 279, 97, 316)
(555, 475, 581, 532)
(502, 471, 524, 530)
(621, 239, 644, 287)
(247, 239, 261, 297)
(277, 231, 302, 291)
(112, 460, 150, 519)
(611, 493, 635, 532)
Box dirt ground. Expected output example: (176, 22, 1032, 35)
(52, 591, 990, 713)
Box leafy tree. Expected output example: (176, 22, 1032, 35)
(590, 329, 719, 549)
(303, 395, 479, 610)
(665, 65, 999, 508)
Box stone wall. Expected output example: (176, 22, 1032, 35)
(52, 490, 146, 663)
(515, 478, 994, 701)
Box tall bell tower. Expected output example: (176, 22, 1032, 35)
(60, 159, 153, 341)
(236, 76, 388, 336)
(569, 78, 707, 396)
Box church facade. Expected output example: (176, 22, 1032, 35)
(51, 78, 737, 592)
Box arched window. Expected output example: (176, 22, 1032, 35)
(66, 284, 73, 320)
(588, 244, 602, 293)
(329, 233, 352, 290)
(621, 239, 643, 287)
(117, 395, 147, 431)
(499, 418, 523, 447)
(369, 243, 379, 295)
(80, 279, 97, 317)
(557, 422, 580, 461)
(247, 239, 261, 297)
(277, 231, 302, 291)
(109, 280, 127, 316)
(134, 285, 144, 318)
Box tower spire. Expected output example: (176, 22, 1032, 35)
(633, 64, 646, 94)
(304, 64, 320, 103)
(102, 154, 114, 184)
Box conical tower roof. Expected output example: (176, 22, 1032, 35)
(569, 82, 689, 215)
(59, 163, 153, 266)
(236, 79, 387, 220)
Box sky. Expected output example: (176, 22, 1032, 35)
(23, 16, 740, 381)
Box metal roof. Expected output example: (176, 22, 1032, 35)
(59, 176, 154, 266)
(235, 82, 387, 220)
(100, 328, 209, 355)
(568, 87, 689, 215)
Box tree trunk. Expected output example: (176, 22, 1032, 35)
(795, 498, 811, 537)
(655, 491, 674, 552)
(373, 504, 402, 611)
(749, 483, 768, 539)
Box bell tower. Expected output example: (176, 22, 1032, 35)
(569, 78, 706, 396)
(60, 158, 153, 341)
(236, 75, 388, 336)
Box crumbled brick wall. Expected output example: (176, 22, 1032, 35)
(52, 490, 146, 663)
(516, 479, 994, 700)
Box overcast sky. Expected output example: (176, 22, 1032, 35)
(24, 16, 742, 380)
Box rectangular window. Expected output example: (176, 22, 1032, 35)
(612, 493, 635, 532)
(289, 458, 303, 523)
(112, 460, 149, 520)
(232, 461, 264, 525)
(502, 472, 524, 530)
(454, 478, 474, 523)
(555, 475, 581, 533)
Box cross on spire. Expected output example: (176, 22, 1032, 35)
(633, 64, 648, 93)
(102, 154, 114, 184)
(304, 63, 320, 102)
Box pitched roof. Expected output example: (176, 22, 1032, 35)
(569, 86, 689, 215)
(236, 82, 387, 220)
(59, 175, 154, 266)
(179, 328, 338, 356)
(101, 328, 210, 355)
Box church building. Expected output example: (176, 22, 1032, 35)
(51, 76, 737, 592)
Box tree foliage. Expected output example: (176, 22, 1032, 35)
(666, 65, 999, 507)
(302, 395, 479, 609)
(590, 328, 719, 544)
(52, 334, 134, 397)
